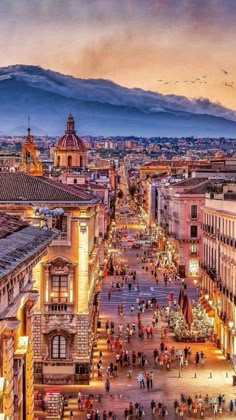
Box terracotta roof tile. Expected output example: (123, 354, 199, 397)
(0, 173, 98, 203)
(0, 213, 28, 239)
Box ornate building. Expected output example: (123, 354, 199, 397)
(202, 184, 236, 360)
(20, 123, 43, 176)
(0, 172, 100, 385)
(54, 115, 87, 170)
(0, 213, 57, 419)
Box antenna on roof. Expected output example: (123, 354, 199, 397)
(28, 116, 31, 135)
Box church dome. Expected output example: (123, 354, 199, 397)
(56, 115, 86, 152)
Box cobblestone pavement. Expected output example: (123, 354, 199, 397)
(60, 214, 236, 419)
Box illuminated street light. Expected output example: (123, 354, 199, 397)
(228, 321, 234, 329)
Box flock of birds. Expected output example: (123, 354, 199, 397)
(157, 69, 235, 89)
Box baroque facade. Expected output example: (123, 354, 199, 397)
(0, 213, 57, 419)
(0, 172, 100, 385)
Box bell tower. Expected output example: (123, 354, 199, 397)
(20, 118, 43, 176)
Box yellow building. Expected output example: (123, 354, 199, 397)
(20, 124, 43, 176)
(0, 213, 57, 420)
(0, 172, 100, 385)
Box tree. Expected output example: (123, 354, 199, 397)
(129, 184, 136, 197)
(117, 189, 124, 199)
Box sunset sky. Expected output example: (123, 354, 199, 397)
(1, 0, 236, 109)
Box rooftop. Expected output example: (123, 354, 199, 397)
(0, 213, 28, 239)
(170, 177, 208, 188)
(0, 214, 58, 279)
(0, 172, 98, 203)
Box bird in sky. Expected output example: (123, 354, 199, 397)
(225, 82, 234, 88)
(164, 82, 170, 84)
(221, 68, 228, 75)
(202, 75, 208, 78)
(191, 81, 196, 83)
(157, 79, 162, 81)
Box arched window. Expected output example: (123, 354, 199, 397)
(68, 155, 72, 167)
(80, 156, 83, 167)
(57, 155, 60, 167)
(51, 335, 66, 359)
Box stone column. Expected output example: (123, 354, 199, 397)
(77, 219, 89, 360)
(78, 219, 89, 313)
(25, 303, 36, 420)
(2, 332, 14, 418)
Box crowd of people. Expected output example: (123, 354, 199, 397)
(71, 192, 235, 419)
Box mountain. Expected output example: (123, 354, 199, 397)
(0, 64, 236, 137)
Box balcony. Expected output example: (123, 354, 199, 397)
(189, 251, 199, 257)
(44, 303, 74, 313)
(190, 214, 198, 221)
(218, 234, 236, 248)
(201, 262, 217, 281)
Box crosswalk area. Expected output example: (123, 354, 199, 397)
(101, 279, 197, 315)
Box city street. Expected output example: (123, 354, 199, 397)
(63, 183, 236, 419)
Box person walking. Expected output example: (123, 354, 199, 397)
(150, 370, 154, 388)
(105, 379, 110, 393)
(137, 372, 145, 388)
(146, 371, 150, 389)
(124, 407, 129, 420)
(154, 348, 159, 366)
(229, 400, 234, 415)
(174, 399, 179, 415)
(70, 410, 74, 420)
(151, 399, 156, 415)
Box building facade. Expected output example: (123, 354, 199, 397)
(202, 184, 236, 360)
(0, 213, 57, 420)
(53, 115, 87, 169)
(0, 172, 100, 385)
(158, 178, 209, 278)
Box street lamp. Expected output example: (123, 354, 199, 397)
(228, 321, 234, 329)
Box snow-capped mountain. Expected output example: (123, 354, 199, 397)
(0, 64, 236, 137)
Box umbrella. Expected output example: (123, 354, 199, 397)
(178, 286, 185, 309)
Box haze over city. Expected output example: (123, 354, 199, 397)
(0, 0, 236, 109)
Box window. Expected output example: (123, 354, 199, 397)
(68, 155, 72, 167)
(51, 275, 68, 302)
(51, 335, 66, 359)
(191, 205, 197, 219)
(190, 225, 198, 238)
(190, 244, 198, 255)
(54, 215, 68, 240)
